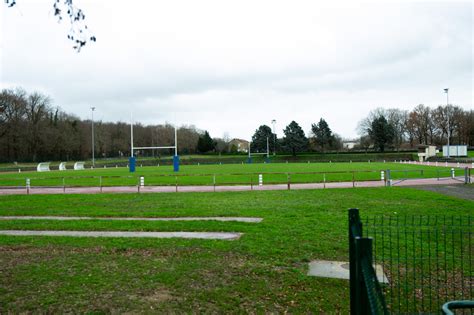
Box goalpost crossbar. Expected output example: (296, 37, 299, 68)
(133, 146, 176, 150)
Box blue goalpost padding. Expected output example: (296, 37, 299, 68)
(173, 155, 180, 172)
(129, 156, 136, 173)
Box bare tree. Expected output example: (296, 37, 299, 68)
(4, 0, 96, 52)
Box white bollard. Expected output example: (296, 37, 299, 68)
(26, 178, 30, 188)
(140, 176, 144, 187)
(381, 171, 385, 181)
(116, 165, 118, 168)
(457, 162, 460, 168)
(451, 168, 455, 179)
(258, 174, 263, 186)
(18, 169, 21, 173)
(445, 161, 448, 167)
(383, 160, 386, 163)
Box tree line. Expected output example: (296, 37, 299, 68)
(0, 88, 207, 162)
(1, 88, 472, 162)
(357, 106, 473, 152)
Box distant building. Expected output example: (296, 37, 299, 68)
(343, 139, 359, 150)
(417, 145, 438, 162)
(228, 138, 249, 153)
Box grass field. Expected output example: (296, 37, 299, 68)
(0, 162, 464, 187)
(0, 187, 472, 313)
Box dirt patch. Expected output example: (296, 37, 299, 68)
(409, 184, 474, 201)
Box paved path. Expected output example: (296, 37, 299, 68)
(396, 160, 473, 168)
(0, 230, 242, 240)
(0, 216, 263, 222)
(0, 176, 470, 195)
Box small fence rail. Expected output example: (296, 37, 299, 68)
(0, 167, 471, 194)
(349, 208, 473, 314)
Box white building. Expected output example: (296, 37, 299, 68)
(442, 145, 467, 157)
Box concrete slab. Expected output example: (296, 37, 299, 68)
(307, 260, 389, 284)
(0, 216, 263, 223)
(0, 230, 242, 240)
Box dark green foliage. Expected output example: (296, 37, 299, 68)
(251, 125, 275, 154)
(369, 115, 394, 152)
(311, 118, 334, 152)
(197, 131, 215, 153)
(282, 121, 308, 156)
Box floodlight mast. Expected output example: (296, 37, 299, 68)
(271, 119, 276, 156)
(444, 88, 450, 158)
(91, 107, 95, 167)
(266, 137, 269, 158)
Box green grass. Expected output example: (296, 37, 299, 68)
(0, 162, 463, 187)
(0, 187, 472, 313)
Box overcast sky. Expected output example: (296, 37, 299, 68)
(1, 0, 472, 140)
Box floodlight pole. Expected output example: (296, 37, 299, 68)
(271, 119, 276, 155)
(91, 107, 95, 167)
(444, 88, 450, 158)
(266, 136, 269, 158)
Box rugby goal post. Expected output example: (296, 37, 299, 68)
(247, 137, 270, 163)
(74, 162, 85, 170)
(37, 162, 51, 172)
(59, 162, 67, 171)
(130, 114, 179, 172)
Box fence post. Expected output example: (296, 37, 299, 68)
(352, 171, 355, 188)
(355, 237, 372, 315)
(465, 167, 470, 184)
(349, 208, 361, 315)
(26, 178, 30, 195)
(287, 173, 291, 190)
(386, 169, 391, 187)
(323, 173, 326, 189)
(175, 176, 178, 192)
(99, 176, 102, 193)
(63, 177, 66, 193)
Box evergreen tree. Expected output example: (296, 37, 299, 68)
(311, 118, 334, 152)
(197, 131, 215, 153)
(282, 121, 308, 156)
(251, 125, 275, 153)
(369, 115, 394, 152)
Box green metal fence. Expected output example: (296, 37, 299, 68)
(349, 209, 473, 314)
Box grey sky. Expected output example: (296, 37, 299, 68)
(1, 0, 472, 140)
